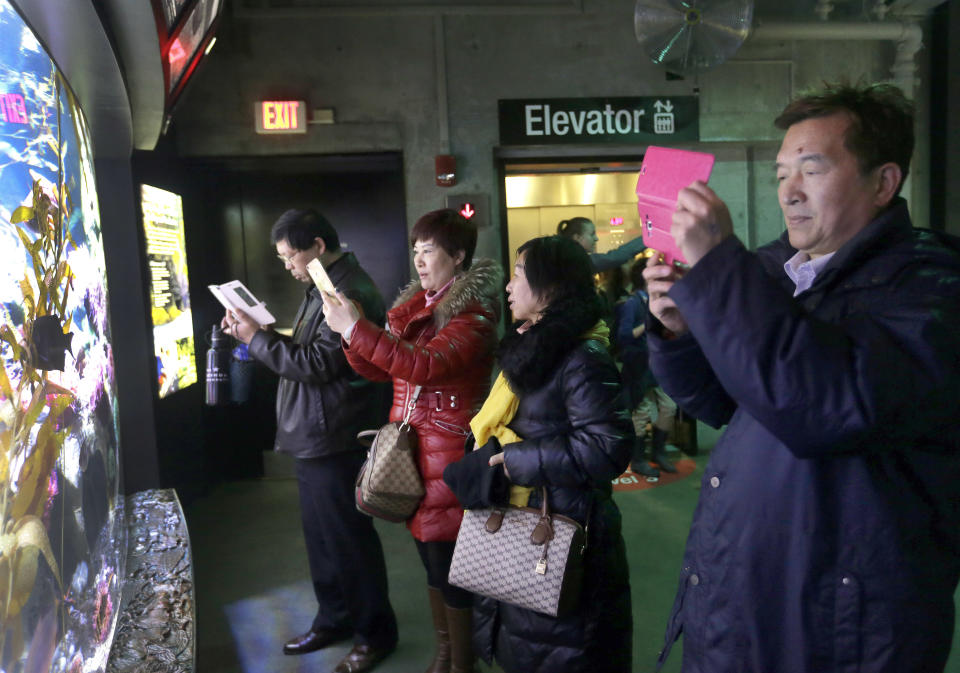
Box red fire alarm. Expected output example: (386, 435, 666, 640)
(435, 154, 457, 187)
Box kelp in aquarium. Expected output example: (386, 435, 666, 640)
(0, 177, 75, 657)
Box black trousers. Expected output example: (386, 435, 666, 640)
(295, 450, 398, 649)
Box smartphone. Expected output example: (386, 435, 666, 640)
(306, 258, 337, 296)
(636, 146, 715, 266)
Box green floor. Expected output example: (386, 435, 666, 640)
(185, 426, 960, 672)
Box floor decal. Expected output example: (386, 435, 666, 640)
(612, 458, 697, 492)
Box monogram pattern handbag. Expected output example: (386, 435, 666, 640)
(447, 487, 586, 617)
(355, 385, 424, 522)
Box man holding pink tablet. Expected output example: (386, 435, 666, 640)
(645, 83, 960, 672)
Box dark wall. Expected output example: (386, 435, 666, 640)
(131, 145, 409, 500)
(96, 158, 160, 495)
(930, 0, 960, 234)
(187, 154, 409, 489)
(191, 153, 410, 325)
(131, 137, 209, 502)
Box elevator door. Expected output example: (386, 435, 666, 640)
(501, 160, 643, 269)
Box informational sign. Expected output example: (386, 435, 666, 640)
(498, 97, 699, 145)
(255, 100, 307, 134)
(140, 184, 197, 397)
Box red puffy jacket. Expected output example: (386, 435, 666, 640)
(344, 258, 501, 541)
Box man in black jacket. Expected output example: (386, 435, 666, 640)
(224, 209, 397, 673)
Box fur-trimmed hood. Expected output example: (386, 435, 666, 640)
(498, 291, 603, 396)
(392, 257, 503, 330)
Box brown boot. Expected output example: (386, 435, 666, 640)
(425, 587, 450, 673)
(445, 604, 477, 673)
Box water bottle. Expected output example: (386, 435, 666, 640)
(230, 342, 254, 404)
(205, 325, 231, 406)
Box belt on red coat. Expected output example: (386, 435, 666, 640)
(413, 390, 461, 411)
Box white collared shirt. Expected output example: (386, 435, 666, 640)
(783, 250, 837, 296)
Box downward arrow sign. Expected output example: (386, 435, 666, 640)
(460, 203, 475, 219)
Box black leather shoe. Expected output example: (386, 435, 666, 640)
(282, 628, 351, 655)
(332, 643, 395, 673)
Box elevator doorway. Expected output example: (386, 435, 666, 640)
(498, 158, 644, 268)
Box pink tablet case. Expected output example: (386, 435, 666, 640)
(636, 146, 715, 266)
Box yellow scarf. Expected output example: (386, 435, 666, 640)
(468, 320, 610, 507)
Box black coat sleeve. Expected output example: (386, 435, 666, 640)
(442, 437, 511, 509)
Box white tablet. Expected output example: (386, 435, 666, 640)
(209, 280, 276, 326)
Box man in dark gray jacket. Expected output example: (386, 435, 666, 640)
(224, 209, 397, 673)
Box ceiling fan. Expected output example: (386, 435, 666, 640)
(634, 0, 755, 74)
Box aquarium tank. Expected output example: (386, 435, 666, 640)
(0, 0, 124, 670)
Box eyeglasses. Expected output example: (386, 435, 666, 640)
(277, 250, 303, 264)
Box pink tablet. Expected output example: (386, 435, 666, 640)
(636, 146, 715, 266)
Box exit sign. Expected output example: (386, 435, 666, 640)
(255, 100, 307, 134)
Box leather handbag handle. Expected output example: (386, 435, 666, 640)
(357, 429, 379, 449)
(481, 488, 556, 545)
(530, 487, 554, 545)
(400, 384, 423, 430)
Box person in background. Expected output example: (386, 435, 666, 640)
(615, 260, 678, 477)
(596, 264, 629, 341)
(443, 235, 634, 673)
(322, 209, 502, 673)
(222, 208, 398, 673)
(557, 216, 646, 272)
(644, 83, 960, 672)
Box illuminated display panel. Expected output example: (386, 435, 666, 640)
(0, 0, 123, 669)
(140, 184, 197, 398)
(167, 0, 221, 94)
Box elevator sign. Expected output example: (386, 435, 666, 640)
(255, 100, 307, 134)
(498, 97, 699, 145)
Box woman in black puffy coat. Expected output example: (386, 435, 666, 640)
(443, 235, 634, 673)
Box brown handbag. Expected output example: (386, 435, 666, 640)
(355, 385, 425, 522)
(447, 486, 586, 617)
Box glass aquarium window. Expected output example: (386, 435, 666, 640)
(0, 0, 123, 670)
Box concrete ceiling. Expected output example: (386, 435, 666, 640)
(231, 0, 949, 20)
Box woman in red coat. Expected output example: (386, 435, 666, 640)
(323, 209, 501, 673)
